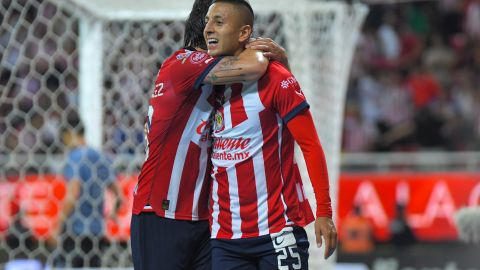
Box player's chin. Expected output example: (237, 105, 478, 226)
(208, 44, 222, 56)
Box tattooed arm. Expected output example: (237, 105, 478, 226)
(203, 49, 269, 84)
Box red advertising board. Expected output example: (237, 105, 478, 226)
(0, 174, 135, 241)
(338, 172, 480, 241)
(0, 172, 478, 242)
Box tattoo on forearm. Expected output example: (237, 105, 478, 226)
(209, 73, 219, 82)
(206, 56, 248, 83)
(219, 56, 240, 67)
(208, 72, 246, 82)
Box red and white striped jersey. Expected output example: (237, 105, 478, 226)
(210, 62, 315, 239)
(132, 48, 223, 221)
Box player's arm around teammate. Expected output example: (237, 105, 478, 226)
(204, 48, 269, 84)
(204, 36, 291, 84)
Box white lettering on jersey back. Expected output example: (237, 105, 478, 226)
(165, 84, 213, 219)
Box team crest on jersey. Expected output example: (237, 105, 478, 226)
(213, 111, 224, 132)
(189, 52, 209, 65)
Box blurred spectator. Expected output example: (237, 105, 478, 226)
(357, 68, 383, 131)
(389, 203, 416, 247)
(405, 3, 430, 35)
(340, 204, 374, 254)
(454, 206, 480, 244)
(396, 22, 422, 69)
(377, 10, 400, 61)
(439, 0, 464, 45)
(423, 32, 456, 86)
(374, 71, 416, 151)
(343, 103, 374, 152)
(50, 114, 122, 268)
(405, 60, 441, 110)
(464, 0, 480, 40)
(343, 1, 480, 152)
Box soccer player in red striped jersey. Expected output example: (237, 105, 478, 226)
(129, 1, 291, 269)
(204, 1, 338, 269)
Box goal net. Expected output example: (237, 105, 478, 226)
(0, 0, 368, 268)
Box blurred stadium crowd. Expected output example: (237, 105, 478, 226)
(2, 0, 480, 171)
(343, 0, 480, 152)
(1, 1, 79, 157)
(0, 0, 149, 177)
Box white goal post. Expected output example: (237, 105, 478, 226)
(0, 0, 367, 268)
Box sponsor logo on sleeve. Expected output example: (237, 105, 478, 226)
(281, 76, 304, 98)
(280, 76, 298, 89)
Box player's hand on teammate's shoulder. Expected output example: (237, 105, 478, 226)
(314, 217, 338, 259)
(246, 37, 290, 70)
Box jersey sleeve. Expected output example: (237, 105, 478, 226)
(271, 64, 310, 123)
(287, 110, 332, 218)
(166, 50, 224, 94)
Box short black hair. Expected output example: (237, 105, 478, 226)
(212, 0, 254, 20)
(184, 0, 212, 50)
(61, 112, 85, 137)
(211, 0, 254, 26)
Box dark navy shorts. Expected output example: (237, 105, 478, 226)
(130, 212, 211, 270)
(211, 226, 310, 270)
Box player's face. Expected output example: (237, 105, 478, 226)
(204, 3, 246, 57)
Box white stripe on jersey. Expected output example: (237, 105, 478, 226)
(296, 183, 305, 202)
(241, 85, 270, 235)
(276, 114, 290, 225)
(191, 143, 209, 220)
(253, 149, 269, 235)
(227, 166, 242, 238)
(211, 170, 221, 238)
(165, 85, 213, 219)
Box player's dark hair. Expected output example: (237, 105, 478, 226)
(211, 0, 254, 26)
(61, 112, 85, 137)
(184, 0, 212, 50)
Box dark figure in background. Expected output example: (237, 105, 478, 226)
(390, 203, 416, 247)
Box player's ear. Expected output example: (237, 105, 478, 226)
(238, 25, 252, 43)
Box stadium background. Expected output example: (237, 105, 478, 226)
(1, 0, 479, 269)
